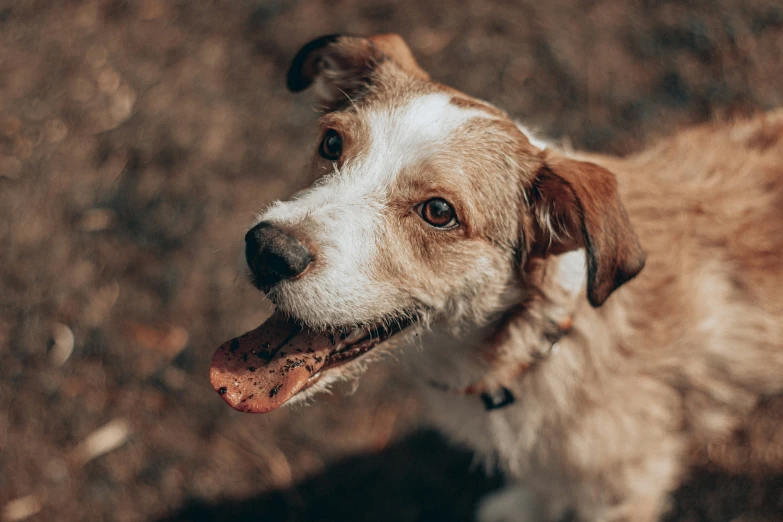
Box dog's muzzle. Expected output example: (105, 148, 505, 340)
(245, 221, 314, 288)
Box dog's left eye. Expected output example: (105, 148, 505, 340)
(319, 129, 342, 161)
(417, 198, 458, 229)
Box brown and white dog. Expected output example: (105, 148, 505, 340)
(211, 34, 783, 521)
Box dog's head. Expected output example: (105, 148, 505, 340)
(210, 34, 645, 412)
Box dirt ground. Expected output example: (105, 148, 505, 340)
(1, 1, 782, 521)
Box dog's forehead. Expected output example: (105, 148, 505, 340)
(264, 90, 525, 227)
(364, 91, 496, 151)
(337, 91, 506, 186)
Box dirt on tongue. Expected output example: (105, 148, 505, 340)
(210, 314, 333, 413)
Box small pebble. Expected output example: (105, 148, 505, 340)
(72, 419, 131, 464)
(2, 494, 43, 522)
(49, 323, 75, 366)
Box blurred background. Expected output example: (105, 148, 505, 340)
(1, 1, 782, 521)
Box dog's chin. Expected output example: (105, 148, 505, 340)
(209, 307, 415, 414)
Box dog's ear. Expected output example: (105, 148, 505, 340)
(526, 155, 646, 307)
(287, 33, 429, 106)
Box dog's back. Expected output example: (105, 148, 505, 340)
(597, 110, 783, 450)
(471, 112, 783, 521)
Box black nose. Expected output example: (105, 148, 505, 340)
(245, 222, 314, 288)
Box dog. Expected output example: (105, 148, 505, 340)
(211, 33, 783, 521)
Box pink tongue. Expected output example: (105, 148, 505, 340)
(210, 314, 333, 413)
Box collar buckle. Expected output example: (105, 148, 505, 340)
(480, 386, 515, 410)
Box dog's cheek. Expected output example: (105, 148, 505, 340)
(450, 249, 519, 323)
(378, 230, 513, 322)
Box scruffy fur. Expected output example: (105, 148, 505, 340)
(252, 33, 783, 521)
(421, 113, 783, 522)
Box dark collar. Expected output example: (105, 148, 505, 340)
(480, 386, 516, 410)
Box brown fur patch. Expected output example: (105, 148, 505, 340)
(746, 120, 783, 151)
(367, 33, 430, 81)
(528, 155, 646, 306)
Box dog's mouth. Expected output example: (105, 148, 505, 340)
(210, 313, 411, 413)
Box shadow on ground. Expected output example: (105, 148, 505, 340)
(157, 431, 783, 522)
(665, 469, 783, 522)
(157, 431, 501, 522)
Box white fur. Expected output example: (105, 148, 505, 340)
(406, 250, 589, 458)
(476, 484, 549, 522)
(555, 249, 586, 296)
(256, 93, 496, 327)
(365, 92, 494, 169)
(515, 123, 550, 150)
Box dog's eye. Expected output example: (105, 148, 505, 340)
(417, 198, 458, 229)
(319, 129, 342, 161)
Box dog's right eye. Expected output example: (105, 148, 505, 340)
(319, 129, 342, 161)
(417, 198, 458, 229)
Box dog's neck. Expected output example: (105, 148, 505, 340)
(403, 250, 590, 399)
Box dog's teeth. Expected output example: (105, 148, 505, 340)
(344, 328, 366, 344)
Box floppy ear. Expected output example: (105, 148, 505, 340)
(287, 33, 429, 107)
(527, 155, 646, 307)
